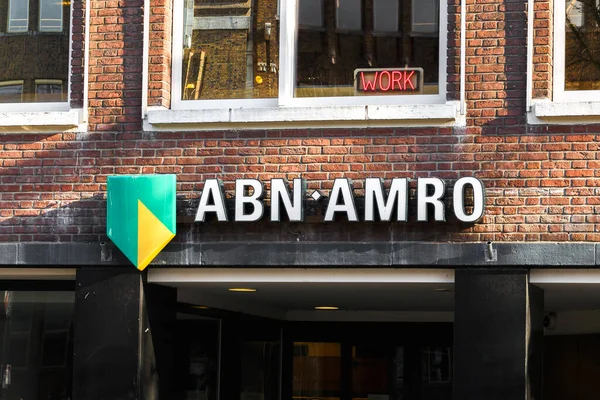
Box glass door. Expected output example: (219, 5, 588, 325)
(239, 340, 280, 400)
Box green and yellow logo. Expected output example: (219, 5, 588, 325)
(106, 175, 176, 270)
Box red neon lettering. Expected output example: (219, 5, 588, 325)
(361, 71, 378, 91)
(404, 71, 416, 90)
(378, 70, 391, 91)
(391, 71, 403, 90)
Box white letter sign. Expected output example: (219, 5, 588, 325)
(195, 179, 228, 222)
(235, 179, 264, 222)
(324, 179, 358, 222)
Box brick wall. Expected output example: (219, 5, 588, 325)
(532, 0, 552, 99)
(2, 0, 600, 245)
(88, 0, 144, 132)
(465, 0, 528, 135)
(71, 0, 86, 109)
(3, 129, 600, 243)
(148, 0, 173, 108)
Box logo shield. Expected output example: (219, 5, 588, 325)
(106, 175, 176, 270)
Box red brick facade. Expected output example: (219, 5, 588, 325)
(148, 0, 173, 108)
(1, 0, 600, 244)
(88, 0, 144, 132)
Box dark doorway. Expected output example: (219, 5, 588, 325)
(172, 308, 453, 400)
(285, 322, 453, 400)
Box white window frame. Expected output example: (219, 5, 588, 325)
(170, 0, 448, 111)
(7, 0, 29, 33)
(553, 0, 600, 102)
(0, 4, 72, 113)
(39, 0, 64, 32)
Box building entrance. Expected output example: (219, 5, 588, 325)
(287, 322, 452, 400)
(171, 311, 453, 400)
(163, 267, 456, 400)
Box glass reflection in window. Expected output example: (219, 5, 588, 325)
(564, 0, 600, 90)
(0, 291, 75, 400)
(295, 0, 440, 97)
(40, 0, 64, 32)
(181, 0, 279, 100)
(7, 0, 29, 32)
(1, 0, 69, 103)
(0, 81, 24, 103)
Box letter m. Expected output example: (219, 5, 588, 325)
(364, 178, 408, 221)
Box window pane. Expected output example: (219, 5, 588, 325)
(412, 0, 438, 34)
(40, 0, 64, 32)
(299, 0, 324, 27)
(8, 0, 29, 32)
(564, 0, 600, 90)
(337, 0, 362, 30)
(296, 0, 440, 97)
(181, 0, 279, 100)
(240, 341, 280, 400)
(0, 83, 23, 103)
(41, 332, 69, 367)
(422, 347, 452, 383)
(0, 1, 69, 103)
(374, 0, 399, 32)
(0, 291, 74, 400)
(36, 82, 65, 102)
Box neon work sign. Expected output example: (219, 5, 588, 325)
(355, 68, 424, 94)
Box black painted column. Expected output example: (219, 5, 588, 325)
(453, 269, 544, 400)
(72, 269, 176, 400)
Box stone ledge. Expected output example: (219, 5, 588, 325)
(0, 242, 597, 268)
(145, 103, 459, 130)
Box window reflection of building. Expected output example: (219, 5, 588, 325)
(0, 0, 69, 103)
(181, 0, 279, 100)
(295, 0, 440, 98)
(39, 0, 64, 32)
(0, 80, 24, 102)
(7, 0, 28, 32)
(565, 0, 600, 90)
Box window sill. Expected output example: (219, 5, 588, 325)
(145, 103, 460, 130)
(0, 109, 84, 132)
(529, 99, 600, 124)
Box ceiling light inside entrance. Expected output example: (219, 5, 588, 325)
(314, 306, 339, 310)
(228, 288, 257, 292)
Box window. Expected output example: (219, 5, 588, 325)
(39, 0, 64, 32)
(298, 0, 324, 28)
(554, 0, 600, 101)
(374, 0, 399, 33)
(0, 291, 75, 400)
(7, 0, 29, 33)
(171, 0, 447, 110)
(295, 0, 440, 99)
(35, 79, 65, 102)
(336, 0, 362, 31)
(412, 0, 439, 34)
(0, 80, 24, 103)
(0, 0, 70, 108)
